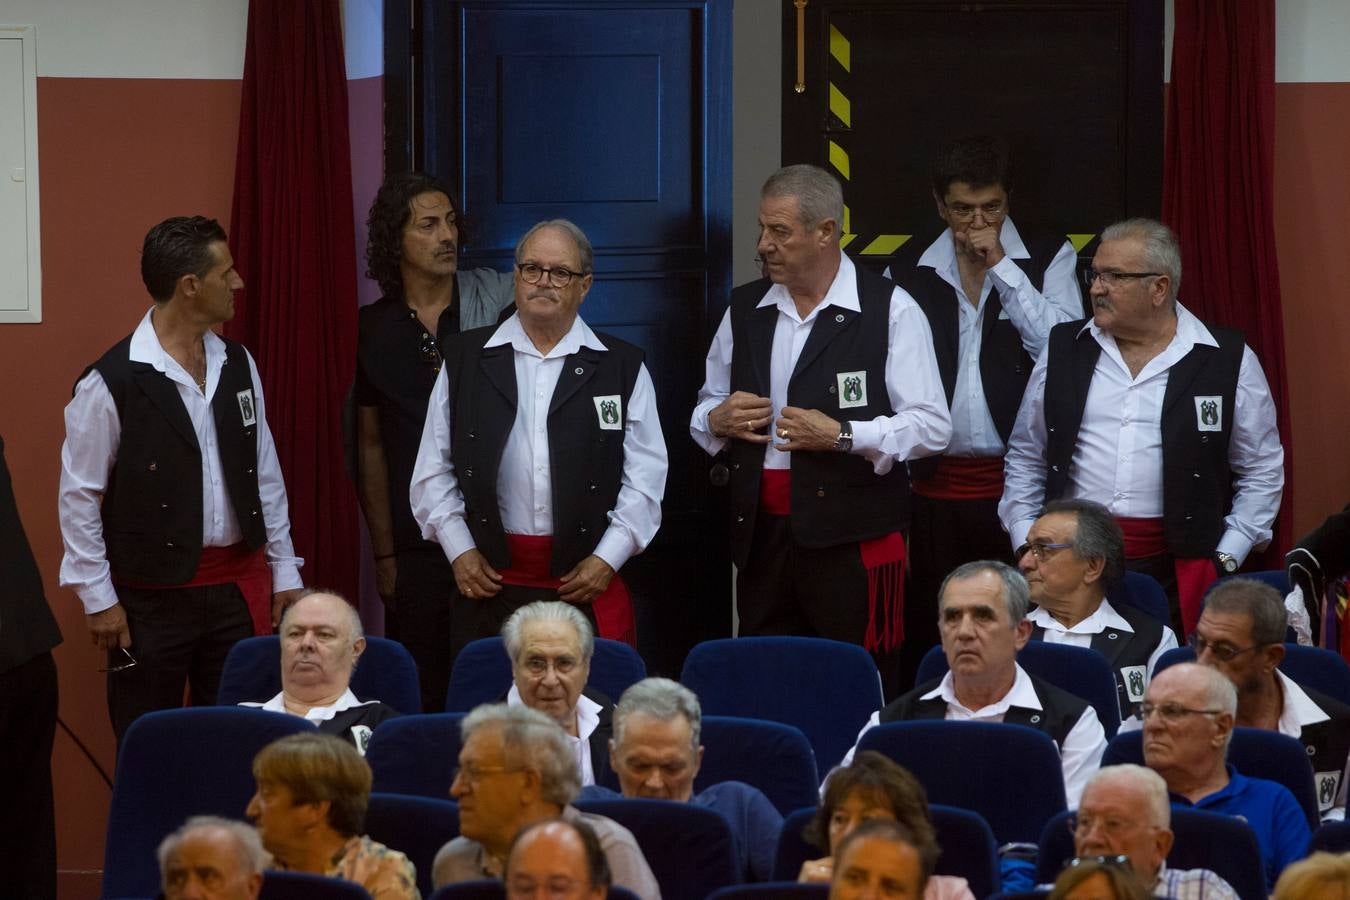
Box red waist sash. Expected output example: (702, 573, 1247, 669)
(911, 456, 1005, 501)
(115, 543, 273, 635)
(1114, 516, 1216, 634)
(499, 534, 635, 647)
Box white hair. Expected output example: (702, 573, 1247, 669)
(502, 601, 594, 662)
(1085, 765, 1171, 829)
(157, 815, 268, 881)
(614, 677, 702, 751)
(461, 703, 581, 806)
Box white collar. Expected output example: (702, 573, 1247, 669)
(240, 688, 374, 724)
(1027, 598, 1135, 636)
(484, 312, 607, 359)
(916, 216, 1030, 274)
(1076, 301, 1218, 349)
(1276, 668, 1331, 735)
(506, 683, 603, 741)
(921, 662, 1042, 715)
(756, 252, 861, 322)
(129, 306, 228, 372)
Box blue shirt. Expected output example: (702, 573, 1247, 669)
(579, 781, 783, 881)
(1169, 766, 1310, 889)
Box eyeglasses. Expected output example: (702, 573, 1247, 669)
(1082, 269, 1162, 291)
(1188, 633, 1269, 663)
(419, 330, 442, 374)
(1068, 855, 1132, 870)
(522, 655, 579, 677)
(1068, 815, 1140, 839)
(1015, 541, 1074, 563)
(944, 200, 1005, 222)
(507, 875, 592, 898)
(517, 263, 588, 289)
(100, 647, 138, 673)
(1139, 702, 1223, 724)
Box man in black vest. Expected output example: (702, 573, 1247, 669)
(355, 172, 514, 712)
(893, 136, 1083, 687)
(58, 216, 304, 744)
(690, 164, 951, 665)
(842, 561, 1105, 807)
(1020, 499, 1177, 720)
(1000, 218, 1284, 636)
(1194, 578, 1350, 819)
(410, 220, 667, 659)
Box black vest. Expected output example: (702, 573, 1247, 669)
(1293, 686, 1350, 815)
(445, 325, 645, 575)
(85, 334, 265, 585)
(902, 231, 1066, 482)
(880, 671, 1090, 750)
(726, 269, 909, 567)
(1042, 319, 1245, 558)
(1030, 601, 1166, 720)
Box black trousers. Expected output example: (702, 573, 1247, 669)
(109, 582, 253, 745)
(900, 492, 1013, 690)
(386, 548, 456, 713)
(448, 581, 598, 674)
(0, 650, 57, 899)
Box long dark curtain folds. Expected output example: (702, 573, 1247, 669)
(1164, 0, 1292, 561)
(226, 0, 360, 600)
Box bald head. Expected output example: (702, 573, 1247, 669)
(158, 816, 265, 900)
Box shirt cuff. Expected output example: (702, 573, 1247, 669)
(78, 578, 121, 615)
(989, 255, 1027, 290)
(1215, 533, 1254, 566)
(268, 562, 304, 592)
(438, 519, 478, 565)
(849, 419, 883, 454)
(593, 528, 635, 573)
(1009, 519, 1033, 552)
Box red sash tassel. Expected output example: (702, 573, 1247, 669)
(114, 543, 274, 635)
(499, 534, 635, 647)
(911, 456, 1005, 501)
(1115, 516, 1217, 634)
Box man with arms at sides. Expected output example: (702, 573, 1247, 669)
(843, 561, 1105, 807)
(502, 601, 615, 786)
(1069, 765, 1237, 899)
(1141, 662, 1309, 889)
(1020, 500, 1177, 720)
(691, 164, 950, 684)
(433, 703, 660, 899)
(829, 818, 930, 900)
(412, 219, 666, 658)
(894, 135, 1082, 686)
(158, 816, 266, 900)
(1001, 218, 1283, 637)
(239, 588, 399, 754)
(247, 732, 419, 899)
(505, 818, 612, 900)
(1193, 578, 1350, 818)
(581, 677, 782, 882)
(355, 172, 514, 712)
(59, 216, 303, 745)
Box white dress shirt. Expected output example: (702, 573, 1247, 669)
(999, 304, 1284, 559)
(839, 664, 1106, 807)
(1027, 599, 1179, 676)
(410, 313, 667, 573)
(506, 683, 603, 786)
(912, 219, 1082, 456)
(689, 253, 951, 470)
(58, 308, 303, 615)
(241, 687, 373, 723)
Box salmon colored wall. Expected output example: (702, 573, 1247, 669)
(1273, 82, 1350, 538)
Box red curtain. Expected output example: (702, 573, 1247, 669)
(226, 0, 359, 599)
(1163, 0, 1293, 561)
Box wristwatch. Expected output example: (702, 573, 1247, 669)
(1214, 552, 1238, 576)
(833, 420, 853, 452)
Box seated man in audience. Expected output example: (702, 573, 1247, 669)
(1020, 500, 1177, 719)
(581, 677, 782, 881)
(502, 601, 614, 785)
(433, 703, 660, 899)
(158, 815, 266, 900)
(1141, 662, 1310, 888)
(1194, 577, 1350, 818)
(239, 588, 399, 753)
(506, 818, 612, 900)
(829, 818, 930, 900)
(247, 732, 419, 899)
(1070, 765, 1236, 898)
(843, 560, 1106, 806)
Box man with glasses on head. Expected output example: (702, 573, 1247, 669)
(891, 136, 1083, 687)
(1193, 578, 1350, 818)
(1001, 218, 1284, 638)
(355, 173, 515, 712)
(1140, 662, 1309, 889)
(1019, 500, 1177, 719)
(691, 164, 950, 684)
(412, 219, 667, 659)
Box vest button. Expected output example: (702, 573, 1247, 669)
(816, 487, 826, 497)
(736, 514, 745, 524)
(732, 462, 740, 471)
(588, 483, 598, 493)
(165, 541, 174, 549)
(160, 503, 169, 510)
(578, 525, 588, 534)
(246, 467, 255, 475)
(1048, 426, 1055, 433)
(1184, 514, 1193, 521)
(479, 516, 489, 525)
(1193, 472, 1201, 479)
(828, 385, 837, 394)
(468, 431, 477, 440)
(464, 467, 474, 477)
(148, 461, 158, 471)
(251, 509, 259, 517)
(1051, 465, 1060, 472)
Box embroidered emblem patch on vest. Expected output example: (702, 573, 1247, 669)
(1317, 770, 1341, 812)
(593, 395, 622, 430)
(1122, 665, 1148, 702)
(836, 371, 868, 409)
(236, 389, 257, 426)
(351, 725, 373, 756)
(1194, 395, 1222, 432)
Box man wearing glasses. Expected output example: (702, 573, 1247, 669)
(354, 172, 514, 712)
(891, 136, 1083, 688)
(412, 220, 666, 659)
(1193, 578, 1350, 818)
(1141, 663, 1309, 889)
(1000, 218, 1284, 637)
(1019, 500, 1177, 719)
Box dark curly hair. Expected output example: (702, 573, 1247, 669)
(141, 216, 227, 302)
(930, 135, 1013, 198)
(364, 172, 463, 299)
